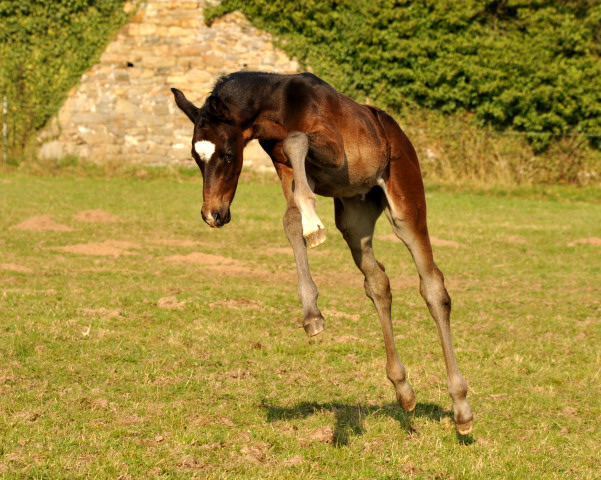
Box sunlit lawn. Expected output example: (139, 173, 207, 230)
(1, 168, 600, 478)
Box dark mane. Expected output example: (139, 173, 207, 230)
(208, 72, 334, 125)
(211, 71, 278, 96)
(210, 71, 282, 103)
(207, 72, 283, 123)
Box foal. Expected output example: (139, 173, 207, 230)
(172, 71, 473, 434)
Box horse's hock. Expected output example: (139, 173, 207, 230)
(37, 0, 299, 169)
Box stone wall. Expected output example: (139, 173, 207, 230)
(38, 0, 300, 169)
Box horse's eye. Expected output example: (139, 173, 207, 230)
(223, 152, 233, 164)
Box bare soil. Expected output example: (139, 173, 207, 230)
(166, 252, 257, 276)
(0, 263, 32, 273)
(74, 209, 121, 223)
(58, 240, 141, 257)
(568, 237, 601, 247)
(377, 233, 464, 248)
(309, 426, 335, 444)
(78, 308, 121, 319)
(157, 296, 186, 310)
(10, 215, 73, 232)
(507, 235, 527, 244)
(150, 239, 202, 247)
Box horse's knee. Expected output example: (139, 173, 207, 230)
(282, 209, 304, 244)
(423, 283, 451, 310)
(364, 268, 392, 305)
(283, 206, 301, 231)
(420, 267, 451, 316)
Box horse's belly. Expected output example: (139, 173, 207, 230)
(308, 156, 384, 198)
(306, 122, 388, 198)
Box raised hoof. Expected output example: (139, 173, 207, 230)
(456, 419, 473, 436)
(303, 317, 325, 337)
(304, 226, 326, 249)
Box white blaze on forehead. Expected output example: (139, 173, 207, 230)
(194, 140, 216, 162)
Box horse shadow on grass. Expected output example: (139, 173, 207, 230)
(262, 400, 474, 447)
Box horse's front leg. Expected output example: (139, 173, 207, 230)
(282, 131, 326, 248)
(273, 161, 325, 337)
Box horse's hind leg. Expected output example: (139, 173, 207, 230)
(379, 175, 473, 435)
(282, 131, 326, 248)
(334, 192, 416, 412)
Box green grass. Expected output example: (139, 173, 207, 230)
(1, 168, 600, 478)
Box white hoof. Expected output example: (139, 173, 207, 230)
(304, 225, 326, 248)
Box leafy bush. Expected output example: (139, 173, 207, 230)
(0, 0, 130, 154)
(207, 0, 601, 151)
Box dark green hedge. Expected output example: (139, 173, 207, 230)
(207, 0, 601, 151)
(0, 0, 129, 152)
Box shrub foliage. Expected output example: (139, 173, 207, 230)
(208, 0, 601, 151)
(0, 0, 129, 154)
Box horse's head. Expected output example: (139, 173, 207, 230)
(171, 88, 245, 228)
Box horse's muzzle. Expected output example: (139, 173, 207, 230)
(202, 208, 231, 228)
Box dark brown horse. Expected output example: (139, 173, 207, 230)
(171, 71, 473, 435)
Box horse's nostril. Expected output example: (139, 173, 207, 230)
(213, 211, 221, 225)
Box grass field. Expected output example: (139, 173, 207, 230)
(1, 167, 600, 479)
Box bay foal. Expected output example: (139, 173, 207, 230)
(172, 72, 473, 434)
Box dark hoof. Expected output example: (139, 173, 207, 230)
(303, 317, 325, 337)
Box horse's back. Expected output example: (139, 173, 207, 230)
(273, 73, 401, 196)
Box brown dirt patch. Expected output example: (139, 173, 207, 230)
(10, 214, 73, 232)
(309, 426, 335, 444)
(263, 247, 293, 255)
(115, 413, 143, 426)
(282, 455, 304, 466)
(157, 296, 186, 310)
(209, 298, 274, 311)
(508, 235, 527, 244)
(178, 455, 213, 471)
(240, 442, 270, 464)
(568, 237, 601, 247)
(322, 309, 360, 321)
(78, 307, 121, 319)
(3, 288, 57, 295)
(430, 236, 464, 248)
(1, 263, 32, 273)
(335, 335, 365, 344)
(377, 233, 464, 248)
(167, 252, 239, 265)
(166, 252, 257, 276)
(151, 239, 202, 247)
(74, 209, 121, 223)
(59, 240, 141, 257)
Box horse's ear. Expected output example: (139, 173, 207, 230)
(171, 88, 200, 123)
(207, 95, 232, 122)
